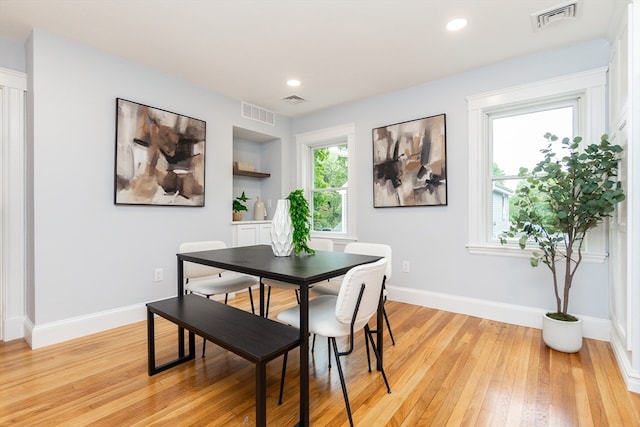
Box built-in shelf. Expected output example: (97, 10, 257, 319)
(233, 168, 271, 178)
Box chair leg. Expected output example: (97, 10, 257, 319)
(278, 352, 288, 405)
(265, 286, 272, 318)
(365, 331, 372, 372)
(327, 337, 331, 369)
(311, 333, 316, 352)
(365, 325, 391, 393)
(331, 337, 354, 427)
(247, 287, 255, 315)
(383, 305, 396, 346)
(202, 295, 213, 357)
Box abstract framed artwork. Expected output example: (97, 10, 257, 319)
(372, 114, 447, 207)
(114, 98, 206, 206)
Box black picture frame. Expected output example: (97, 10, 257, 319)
(114, 98, 206, 206)
(372, 114, 447, 207)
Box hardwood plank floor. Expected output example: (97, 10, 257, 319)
(1, 289, 639, 426)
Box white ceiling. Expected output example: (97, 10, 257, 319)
(0, 0, 626, 117)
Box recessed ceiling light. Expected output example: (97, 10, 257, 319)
(287, 79, 301, 87)
(446, 18, 467, 32)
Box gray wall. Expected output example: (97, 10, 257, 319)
(26, 29, 291, 324)
(291, 39, 612, 319)
(0, 36, 26, 72)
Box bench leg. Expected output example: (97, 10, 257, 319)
(147, 308, 196, 376)
(147, 308, 156, 375)
(256, 362, 266, 427)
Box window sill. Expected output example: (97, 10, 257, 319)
(466, 244, 608, 264)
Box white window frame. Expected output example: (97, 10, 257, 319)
(296, 123, 356, 240)
(466, 68, 608, 262)
(488, 99, 579, 240)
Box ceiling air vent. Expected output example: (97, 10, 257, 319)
(282, 94, 306, 105)
(241, 101, 275, 126)
(531, 1, 580, 32)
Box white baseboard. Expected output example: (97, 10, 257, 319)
(21, 291, 249, 349)
(25, 303, 148, 349)
(609, 327, 640, 393)
(18, 287, 611, 349)
(387, 285, 611, 342)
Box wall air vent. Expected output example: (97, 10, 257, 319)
(241, 101, 275, 126)
(282, 94, 306, 105)
(531, 1, 579, 32)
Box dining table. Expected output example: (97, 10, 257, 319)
(176, 244, 383, 426)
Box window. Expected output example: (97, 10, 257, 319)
(466, 68, 608, 260)
(311, 144, 348, 233)
(490, 103, 576, 240)
(296, 124, 356, 239)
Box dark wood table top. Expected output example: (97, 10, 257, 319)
(177, 244, 381, 286)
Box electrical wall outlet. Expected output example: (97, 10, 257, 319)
(154, 268, 163, 282)
(402, 260, 410, 273)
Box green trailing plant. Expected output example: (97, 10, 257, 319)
(500, 133, 625, 321)
(233, 191, 249, 213)
(287, 189, 314, 255)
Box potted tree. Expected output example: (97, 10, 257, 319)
(232, 191, 249, 221)
(500, 133, 625, 353)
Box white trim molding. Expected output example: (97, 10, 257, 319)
(387, 285, 611, 342)
(466, 67, 609, 258)
(25, 303, 148, 349)
(296, 123, 357, 240)
(611, 325, 640, 393)
(1, 67, 27, 341)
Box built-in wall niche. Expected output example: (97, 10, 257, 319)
(232, 126, 281, 221)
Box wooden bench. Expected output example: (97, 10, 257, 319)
(146, 294, 301, 427)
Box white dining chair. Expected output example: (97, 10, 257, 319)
(277, 258, 391, 427)
(179, 240, 258, 356)
(262, 237, 334, 317)
(312, 242, 396, 345)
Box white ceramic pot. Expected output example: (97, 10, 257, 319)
(542, 313, 583, 353)
(270, 199, 293, 256)
(253, 196, 266, 220)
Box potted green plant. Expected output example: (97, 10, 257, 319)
(287, 189, 315, 255)
(232, 191, 249, 221)
(500, 133, 625, 353)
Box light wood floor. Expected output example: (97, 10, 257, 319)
(1, 289, 639, 426)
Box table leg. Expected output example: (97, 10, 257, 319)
(299, 284, 310, 426)
(177, 258, 184, 296)
(177, 257, 185, 357)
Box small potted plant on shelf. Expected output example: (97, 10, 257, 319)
(233, 191, 249, 221)
(500, 133, 625, 353)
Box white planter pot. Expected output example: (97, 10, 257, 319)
(542, 313, 583, 353)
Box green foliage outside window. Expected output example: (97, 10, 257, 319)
(312, 145, 347, 232)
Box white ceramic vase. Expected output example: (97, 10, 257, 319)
(542, 313, 583, 353)
(253, 196, 266, 220)
(270, 199, 293, 256)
